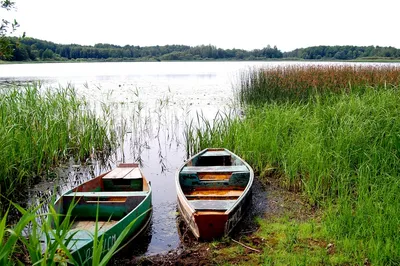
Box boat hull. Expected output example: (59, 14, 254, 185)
(70, 193, 152, 264)
(53, 163, 152, 265)
(176, 148, 254, 240)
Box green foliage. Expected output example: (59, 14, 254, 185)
(0, 1, 19, 60)
(0, 83, 117, 206)
(41, 48, 54, 60)
(4, 37, 283, 62)
(284, 45, 400, 60)
(186, 66, 400, 264)
(0, 199, 146, 265)
(5, 37, 400, 62)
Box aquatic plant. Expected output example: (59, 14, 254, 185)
(0, 199, 146, 265)
(238, 64, 400, 105)
(186, 65, 400, 264)
(0, 83, 117, 205)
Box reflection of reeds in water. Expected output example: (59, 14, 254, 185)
(27, 162, 100, 216)
(97, 85, 189, 172)
(101, 82, 236, 173)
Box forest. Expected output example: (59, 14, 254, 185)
(3, 37, 400, 62)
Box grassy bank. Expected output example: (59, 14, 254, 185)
(187, 65, 400, 265)
(0, 84, 117, 206)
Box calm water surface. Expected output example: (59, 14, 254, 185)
(0, 61, 392, 256)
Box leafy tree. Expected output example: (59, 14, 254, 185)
(41, 48, 54, 60)
(13, 42, 29, 60)
(0, 0, 19, 60)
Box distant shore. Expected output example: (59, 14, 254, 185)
(2, 57, 400, 65)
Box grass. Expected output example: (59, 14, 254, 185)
(0, 83, 117, 206)
(0, 198, 145, 265)
(186, 65, 400, 265)
(238, 64, 400, 105)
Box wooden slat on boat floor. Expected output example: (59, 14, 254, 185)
(71, 220, 118, 232)
(189, 200, 236, 211)
(185, 189, 243, 197)
(198, 173, 231, 180)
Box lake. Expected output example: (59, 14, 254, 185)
(0, 60, 395, 256)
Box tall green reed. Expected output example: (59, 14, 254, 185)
(186, 65, 400, 264)
(0, 199, 144, 266)
(0, 83, 117, 204)
(238, 64, 400, 105)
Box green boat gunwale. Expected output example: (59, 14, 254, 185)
(52, 163, 152, 265)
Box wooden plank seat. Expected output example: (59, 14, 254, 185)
(185, 190, 243, 200)
(189, 200, 237, 211)
(102, 167, 142, 179)
(181, 165, 249, 174)
(201, 150, 232, 157)
(65, 191, 148, 197)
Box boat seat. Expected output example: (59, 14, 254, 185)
(64, 191, 148, 197)
(185, 189, 243, 198)
(102, 167, 142, 179)
(181, 165, 248, 173)
(201, 150, 231, 157)
(180, 171, 249, 188)
(189, 200, 237, 211)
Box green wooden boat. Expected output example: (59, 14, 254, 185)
(53, 163, 152, 265)
(176, 148, 254, 240)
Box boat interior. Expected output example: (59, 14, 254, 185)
(58, 166, 149, 221)
(179, 149, 250, 211)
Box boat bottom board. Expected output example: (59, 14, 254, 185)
(184, 189, 243, 197)
(189, 200, 237, 211)
(71, 220, 119, 233)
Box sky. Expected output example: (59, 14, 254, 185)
(3, 0, 400, 52)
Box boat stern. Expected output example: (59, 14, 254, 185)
(194, 211, 228, 241)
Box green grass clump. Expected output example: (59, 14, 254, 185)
(186, 66, 400, 264)
(0, 83, 117, 204)
(0, 200, 143, 265)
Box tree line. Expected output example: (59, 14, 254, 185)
(285, 45, 400, 60)
(3, 37, 400, 62)
(7, 37, 283, 61)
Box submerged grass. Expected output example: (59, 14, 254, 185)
(186, 65, 400, 265)
(0, 83, 117, 204)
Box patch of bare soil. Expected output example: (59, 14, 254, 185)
(113, 176, 316, 266)
(123, 243, 212, 266)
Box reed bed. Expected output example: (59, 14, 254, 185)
(186, 65, 400, 265)
(238, 64, 400, 105)
(0, 83, 117, 204)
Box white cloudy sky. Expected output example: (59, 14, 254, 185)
(4, 0, 400, 52)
